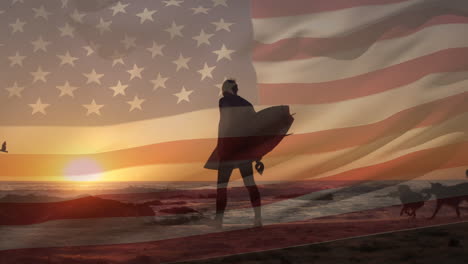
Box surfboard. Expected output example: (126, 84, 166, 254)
(205, 105, 294, 170)
(246, 105, 294, 159)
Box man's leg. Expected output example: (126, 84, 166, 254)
(216, 166, 232, 227)
(239, 162, 262, 227)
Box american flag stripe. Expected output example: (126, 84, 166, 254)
(2, 109, 467, 179)
(252, 0, 425, 43)
(259, 50, 468, 104)
(262, 141, 467, 183)
(251, 0, 413, 18)
(254, 24, 468, 84)
(1, 149, 467, 227)
(0, 166, 466, 252)
(0, 0, 257, 126)
(1, 0, 468, 261)
(253, 15, 468, 61)
(318, 144, 467, 182)
(1, 80, 466, 156)
(2, 137, 467, 203)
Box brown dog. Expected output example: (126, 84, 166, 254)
(397, 185, 430, 218)
(422, 182, 468, 219)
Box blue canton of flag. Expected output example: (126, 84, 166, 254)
(0, 0, 257, 126)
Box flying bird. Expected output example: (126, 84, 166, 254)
(1, 141, 8, 153)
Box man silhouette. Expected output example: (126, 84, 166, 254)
(205, 79, 262, 228)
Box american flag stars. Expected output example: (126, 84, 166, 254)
(57, 51, 78, 66)
(9, 18, 26, 33)
(174, 87, 193, 104)
(96, 18, 112, 35)
(127, 64, 144, 80)
(29, 98, 50, 115)
(136, 8, 157, 24)
(83, 99, 104, 116)
(111, 51, 125, 67)
(121, 34, 137, 50)
(58, 23, 75, 38)
(193, 29, 214, 47)
(212, 18, 233, 32)
(60, 0, 68, 9)
(146, 42, 165, 58)
(173, 54, 191, 71)
(11, 0, 24, 5)
(110, 2, 129, 16)
(212, 0, 228, 8)
(33, 5, 52, 20)
(198, 63, 216, 81)
(192, 6, 210, 15)
(30, 67, 50, 83)
(127, 95, 145, 111)
(5, 82, 24, 98)
(56, 81, 78, 97)
(8, 52, 26, 67)
(150, 73, 169, 91)
(213, 44, 235, 61)
(2, 0, 240, 120)
(70, 9, 86, 23)
(83, 69, 104, 85)
(84, 42, 101, 57)
(31, 36, 51, 52)
(163, 0, 184, 8)
(165, 21, 184, 39)
(109, 81, 129, 96)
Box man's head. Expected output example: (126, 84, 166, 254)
(222, 79, 238, 95)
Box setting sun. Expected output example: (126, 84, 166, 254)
(64, 158, 104, 182)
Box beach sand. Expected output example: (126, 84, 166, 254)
(2, 179, 468, 263)
(176, 221, 468, 264)
(2, 204, 468, 264)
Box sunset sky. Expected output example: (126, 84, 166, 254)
(1, 0, 467, 183)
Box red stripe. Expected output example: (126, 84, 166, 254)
(323, 142, 468, 182)
(1, 203, 464, 263)
(275, 93, 467, 154)
(253, 15, 468, 61)
(2, 142, 467, 225)
(258, 48, 468, 105)
(0, 93, 466, 177)
(251, 0, 410, 18)
(100, 134, 468, 201)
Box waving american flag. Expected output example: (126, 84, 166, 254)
(0, 0, 467, 263)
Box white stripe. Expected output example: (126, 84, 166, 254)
(254, 23, 468, 83)
(1, 72, 467, 155)
(1, 167, 465, 250)
(2, 112, 465, 185)
(252, 0, 425, 43)
(266, 114, 468, 181)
